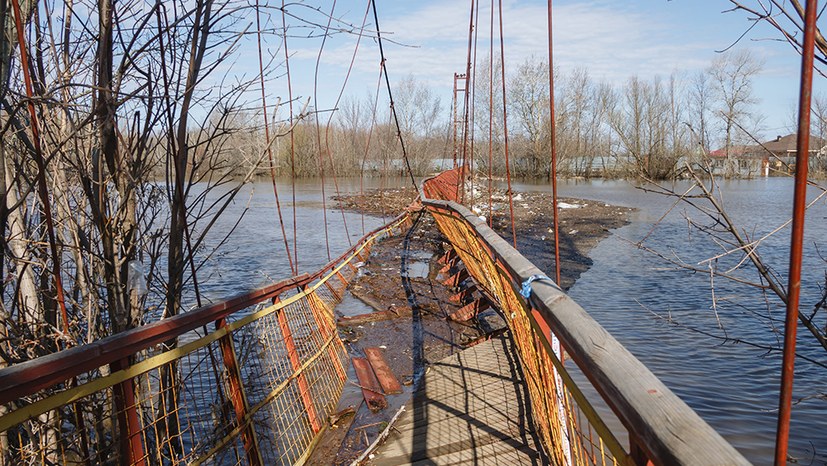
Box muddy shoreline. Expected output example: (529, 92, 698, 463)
(335, 186, 635, 290)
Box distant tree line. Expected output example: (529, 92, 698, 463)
(215, 49, 824, 181)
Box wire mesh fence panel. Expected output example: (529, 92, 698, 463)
(423, 168, 631, 466)
(0, 213, 410, 466)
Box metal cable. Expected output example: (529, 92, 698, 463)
(370, 0, 417, 190)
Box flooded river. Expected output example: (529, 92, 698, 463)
(199, 176, 825, 465)
(515, 177, 827, 465)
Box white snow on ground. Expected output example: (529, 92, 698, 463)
(558, 202, 582, 209)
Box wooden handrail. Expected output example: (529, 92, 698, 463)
(420, 170, 750, 466)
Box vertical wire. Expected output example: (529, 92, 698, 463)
(281, 0, 299, 271)
(321, 0, 374, 247)
(312, 0, 338, 261)
(10, 0, 71, 334)
(497, 0, 517, 249)
(488, 0, 494, 227)
(547, 0, 561, 285)
(460, 0, 476, 204)
(256, 0, 296, 276)
(469, 0, 481, 208)
(359, 65, 386, 236)
(371, 0, 417, 190)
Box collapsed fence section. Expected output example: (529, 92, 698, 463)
(0, 212, 413, 466)
(421, 168, 749, 466)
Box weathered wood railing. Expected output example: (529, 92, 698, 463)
(421, 168, 750, 466)
(0, 211, 413, 465)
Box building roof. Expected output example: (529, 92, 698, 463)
(760, 133, 825, 154)
(709, 133, 826, 158)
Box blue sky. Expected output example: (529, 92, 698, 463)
(236, 0, 825, 140)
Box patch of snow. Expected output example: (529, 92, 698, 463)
(558, 202, 581, 209)
(568, 229, 579, 235)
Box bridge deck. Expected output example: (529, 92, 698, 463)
(369, 335, 547, 465)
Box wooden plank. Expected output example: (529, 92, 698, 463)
(364, 347, 402, 395)
(352, 357, 387, 412)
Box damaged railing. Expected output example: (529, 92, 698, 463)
(0, 212, 413, 466)
(422, 167, 750, 466)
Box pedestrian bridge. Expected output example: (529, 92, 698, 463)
(0, 168, 749, 465)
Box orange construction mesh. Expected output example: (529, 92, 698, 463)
(423, 168, 628, 466)
(0, 213, 412, 466)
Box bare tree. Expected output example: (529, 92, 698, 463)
(725, 1, 827, 76)
(508, 57, 550, 177)
(709, 49, 764, 177)
(686, 70, 715, 161)
(609, 74, 688, 179)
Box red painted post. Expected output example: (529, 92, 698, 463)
(546, 0, 562, 285)
(110, 359, 147, 466)
(215, 319, 263, 465)
(775, 1, 818, 464)
(324, 280, 342, 301)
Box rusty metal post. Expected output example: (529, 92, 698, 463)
(306, 290, 348, 382)
(273, 298, 323, 433)
(775, 1, 818, 464)
(452, 73, 460, 170)
(110, 359, 147, 466)
(324, 280, 342, 301)
(547, 0, 562, 285)
(215, 319, 263, 465)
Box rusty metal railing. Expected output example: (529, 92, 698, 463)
(422, 168, 750, 466)
(0, 212, 413, 466)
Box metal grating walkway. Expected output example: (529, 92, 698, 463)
(369, 335, 547, 465)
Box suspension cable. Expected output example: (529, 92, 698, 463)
(281, 0, 299, 271)
(488, 0, 494, 227)
(256, 0, 296, 276)
(371, 0, 417, 190)
(312, 1, 337, 261)
(547, 0, 561, 284)
(320, 0, 375, 248)
(460, 0, 475, 204)
(497, 0, 517, 249)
